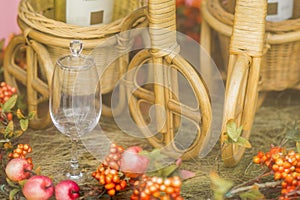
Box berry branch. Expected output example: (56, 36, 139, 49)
(92, 143, 188, 199)
(225, 180, 281, 198)
(211, 121, 300, 200)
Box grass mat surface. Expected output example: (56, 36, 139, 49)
(1, 90, 299, 199)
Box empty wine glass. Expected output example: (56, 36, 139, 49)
(49, 40, 102, 180)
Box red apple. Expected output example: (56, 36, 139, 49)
(120, 146, 149, 178)
(55, 180, 80, 200)
(5, 158, 33, 182)
(22, 175, 54, 200)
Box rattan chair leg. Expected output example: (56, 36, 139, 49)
(25, 40, 52, 129)
(221, 54, 251, 166)
(3, 35, 52, 129)
(3, 35, 27, 89)
(220, 0, 267, 166)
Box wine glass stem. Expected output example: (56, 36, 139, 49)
(70, 137, 80, 176)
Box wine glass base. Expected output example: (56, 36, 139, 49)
(66, 171, 84, 181)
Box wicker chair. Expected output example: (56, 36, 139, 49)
(4, 0, 216, 160)
(201, 0, 300, 166)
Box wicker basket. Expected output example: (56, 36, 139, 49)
(2, 0, 148, 128)
(206, 0, 300, 91)
(17, 0, 145, 94)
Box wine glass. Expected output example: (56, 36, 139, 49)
(49, 40, 102, 180)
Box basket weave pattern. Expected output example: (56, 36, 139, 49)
(208, 0, 300, 91)
(18, 0, 139, 39)
(17, 0, 145, 94)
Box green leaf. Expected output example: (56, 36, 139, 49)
(236, 137, 252, 148)
(20, 119, 29, 131)
(161, 164, 179, 177)
(6, 178, 18, 188)
(4, 121, 14, 138)
(2, 95, 18, 112)
(28, 111, 36, 120)
(18, 179, 27, 187)
(226, 120, 242, 142)
(224, 120, 252, 148)
(13, 130, 24, 139)
(239, 186, 265, 200)
(210, 172, 233, 200)
(149, 164, 178, 178)
(140, 148, 182, 178)
(9, 188, 20, 200)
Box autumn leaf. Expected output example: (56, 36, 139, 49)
(34, 166, 42, 175)
(16, 109, 25, 119)
(178, 169, 196, 180)
(13, 130, 24, 139)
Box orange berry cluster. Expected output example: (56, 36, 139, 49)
(130, 175, 184, 200)
(8, 143, 33, 167)
(253, 146, 282, 168)
(253, 147, 300, 199)
(92, 164, 127, 196)
(0, 82, 17, 104)
(92, 143, 127, 196)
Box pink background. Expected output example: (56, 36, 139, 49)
(0, 0, 21, 46)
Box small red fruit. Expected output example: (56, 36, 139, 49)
(5, 158, 33, 182)
(22, 175, 54, 200)
(55, 180, 80, 200)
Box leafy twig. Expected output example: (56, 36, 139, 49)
(225, 181, 281, 198)
(231, 170, 273, 190)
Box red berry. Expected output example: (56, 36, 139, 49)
(7, 113, 13, 121)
